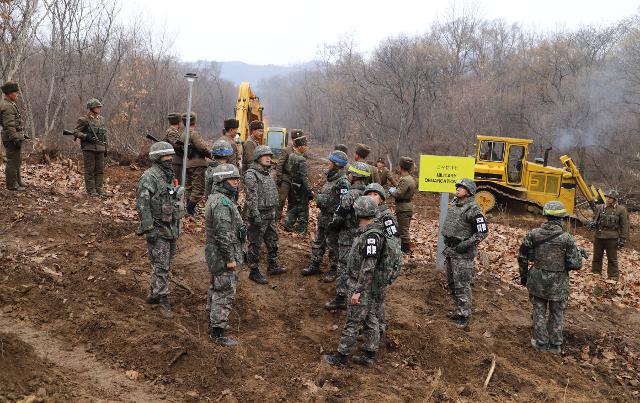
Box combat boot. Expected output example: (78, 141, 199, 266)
(323, 266, 338, 283)
(548, 344, 562, 354)
(186, 201, 197, 216)
(352, 350, 377, 366)
(158, 296, 173, 318)
(302, 262, 321, 276)
(401, 243, 412, 254)
(447, 311, 462, 320)
(249, 268, 268, 284)
(324, 294, 347, 310)
(323, 351, 347, 367)
(267, 264, 287, 275)
(8, 186, 26, 192)
(145, 294, 160, 305)
(209, 327, 239, 347)
(454, 315, 470, 329)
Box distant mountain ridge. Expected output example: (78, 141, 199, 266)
(219, 61, 315, 87)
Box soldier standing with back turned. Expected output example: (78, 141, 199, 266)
(589, 190, 629, 281)
(283, 135, 312, 233)
(73, 99, 108, 196)
(276, 129, 303, 220)
(180, 112, 210, 216)
(1, 81, 29, 191)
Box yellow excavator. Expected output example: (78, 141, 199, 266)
(473, 135, 606, 216)
(234, 82, 288, 156)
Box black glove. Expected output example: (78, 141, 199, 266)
(617, 239, 625, 249)
(579, 247, 589, 259)
(455, 242, 470, 254)
(145, 229, 158, 243)
(251, 215, 262, 226)
(239, 224, 247, 242)
(328, 218, 342, 232)
(587, 220, 597, 230)
(520, 275, 528, 286)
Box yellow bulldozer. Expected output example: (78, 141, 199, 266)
(473, 135, 606, 216)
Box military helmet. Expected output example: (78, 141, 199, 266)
(543, 200, 567, 217)
(149, 141, 175, 161)
(86, 98, 103, 109)
(364, 183, 386, 200)
(212, 163, 241, 183)
(455, 178, 477, 195)
(353, 196, 378, 218)
(605, 189, 619, 200)
(211, 139, 233, 157)
(253, 145, 273, 161)
(328, 150, 348, 167)
(348, 161, 372, 179)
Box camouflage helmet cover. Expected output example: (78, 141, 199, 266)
(149, 141, 175, 161)
(543, 200, 567, 217)
(348, 161, 372, 179)
(86, 98, 103, 109)
(253, 144, 273, 161)
(211, 139, 233, 157)
(353, 196, 378, 218)
(455, 178, 477, 195)
(605, 189, 619, 200)
(364, 183, 386, 200)
(212, 163, 241, 183)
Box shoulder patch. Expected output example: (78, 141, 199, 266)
(339, 187, 348, 195)
(474, 213, 488, 233)
(221, 196, 229, 206)
(383, 216, 398, 237)
(362, 235, 380, 257)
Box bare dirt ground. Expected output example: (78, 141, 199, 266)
(1, 160, 640, 402)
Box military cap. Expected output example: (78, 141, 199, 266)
(376, 157, 386, 165)
(293, 136, 308, 147)
(329, 150, 348, 167)
(543, 200, 567, 217)
(605, 189, 619, 200)
(455, 178, 477, 196)
(249, 120, 264, 131)
(181, 112, 197, 124)
(211, 139, 234, 157)
(212, 163, 241, 183)
(355, 143, 371, 159)
(253, 144, 273, 161)
(364, 183, 386, 200)
(353, 196, 378, 218)
(149, 141, 175, 161)
(224, 118, 239, 130)
(399, 156, 414, 171)
(1, 82, 19, 94)
(86, 98, 103, 109)
(348, 161, 372, 179)
(334, 144, 348, 153)
(167, 113, 181, 125)
(290, 129, 304, 140)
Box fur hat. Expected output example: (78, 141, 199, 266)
(290, 129, 304, 140)
(224, 118, 239, 130)
(1, 82, 19, 95)
(167, 113, 181, 125)
(399, 156, 414, 171)
(249, 120, 264, 131)
(293, 136, 308, 147)
(334, 144, 348, 153)
(181, 112, 197, 125)
(355, 143, 371, 159)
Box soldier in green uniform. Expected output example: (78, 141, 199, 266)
(73, 98, 108, 196)
(389, 157, 417, 253)
(163, 112, 183, 181)
(242, 120, 263, 174)
(303, 150, 350, 279)
(205, 163, 244, 346)
(276, 129, 304, 220)
(283, 135, 312, 233)
(325, 161, 371, 310)
(136, 142, 183, 315)
(180, 112, 210, 216)
(519, 201, 586, 353)
(375, 158, 396, 188)
(205, 139, 234, 196)
(0, 82, 28, 191)
(442, 178, 488, 328)
(353, 143, 378, 184)
(589, 190, 630, 280)
(216, 118, 240, 168)
(334, 144, 348, 154)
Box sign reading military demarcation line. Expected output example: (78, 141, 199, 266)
(418, 155, 476, 193)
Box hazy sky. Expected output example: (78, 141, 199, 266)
(123, 0, 640, 65)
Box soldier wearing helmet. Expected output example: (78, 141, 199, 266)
(518, 200, 587, 354)
(205, 139, 234, 196)
(0, 81, 28, 191)
(204, 163, 244, 346)
(276, 129, 304, 220)
(324, 161, 371, 310)
(73, 98, 108, 196)
(164, 112, 183, 180)
(389, 157, 417, 253)
(216, 118, 240, 168)
(283, 134, 313, 233)
(136, 141, 183, 316)
(441, 178, 488, 328)
(589, 189, 629, 280)
(303, 149, 350, 279)
(244, 145, 286, 284)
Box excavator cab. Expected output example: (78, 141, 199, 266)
(265, 127, 287, 157)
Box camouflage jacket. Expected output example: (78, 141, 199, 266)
(204, 160, 221, 197)
(594, 204, 629, 240)
(164, 125, 182, 165)
(275, 146, 293, 184)
(336, 183, 366, 245)
(346, 223, 386, 297)
(316, 168, 350, 222)
(244, 162, 279, 218)
(286, 150, 311, 196)
(242, 137, 259, 174)
(73, 113, 107, 152)
(205, 185, 245, 275)
(377, 203, 399, 238)
(216, 133, 239, 168)
(136, 162, 182, 240)
(442, 197, 488, 259)
(518, 220, 583, 301)
(392, 174, 416, 213)
(0, 98, 24, 142)
(181, 127, 210, 168)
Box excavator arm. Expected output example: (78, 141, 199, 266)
(560, 155, 605, 212)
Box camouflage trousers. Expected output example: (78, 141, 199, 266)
(337, 287, 381, 355)
(185, 166, 206, 203)
(446, 256, 474, 318)
(208, 271, 237, 330)
(276, 180, 290, 220)
(3, 140, 22, 189)
(247, 209, 279, 270)
(147, 238, 176, 298)
(82, 150, 105, 193)
(284, 189, 310, 233)
(310, 214, 338, 268)
(336, 243, 351, 297)
(529, 295, 567, 347)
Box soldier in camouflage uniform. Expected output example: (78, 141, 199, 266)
(216, 118, 240, 168)
(164, 112, 183, 181)
(205, 163, 244, 346)
(276, 129, 303, 220)
(442, 178, 489, 328)
(242, 120, 264, 174)
(589, 190, 629, 280)
(375, 158, 396, 188)
(0, 82, 29, 191)
(73, 98, 108, 196)
(325, 162, 371, 310)
(244, 145, 286, 284)
(180, 112, 210, 216)
(353, 143, 378, 184)
(389, 157, 417, 253)
(518, 201, 586, 353)
(136, 142, 183, 315)
(205, 139, 234, 196)
(303, 150, 350, 279)
(324, 196, 398, 367)
(283, 135, 313, 233)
